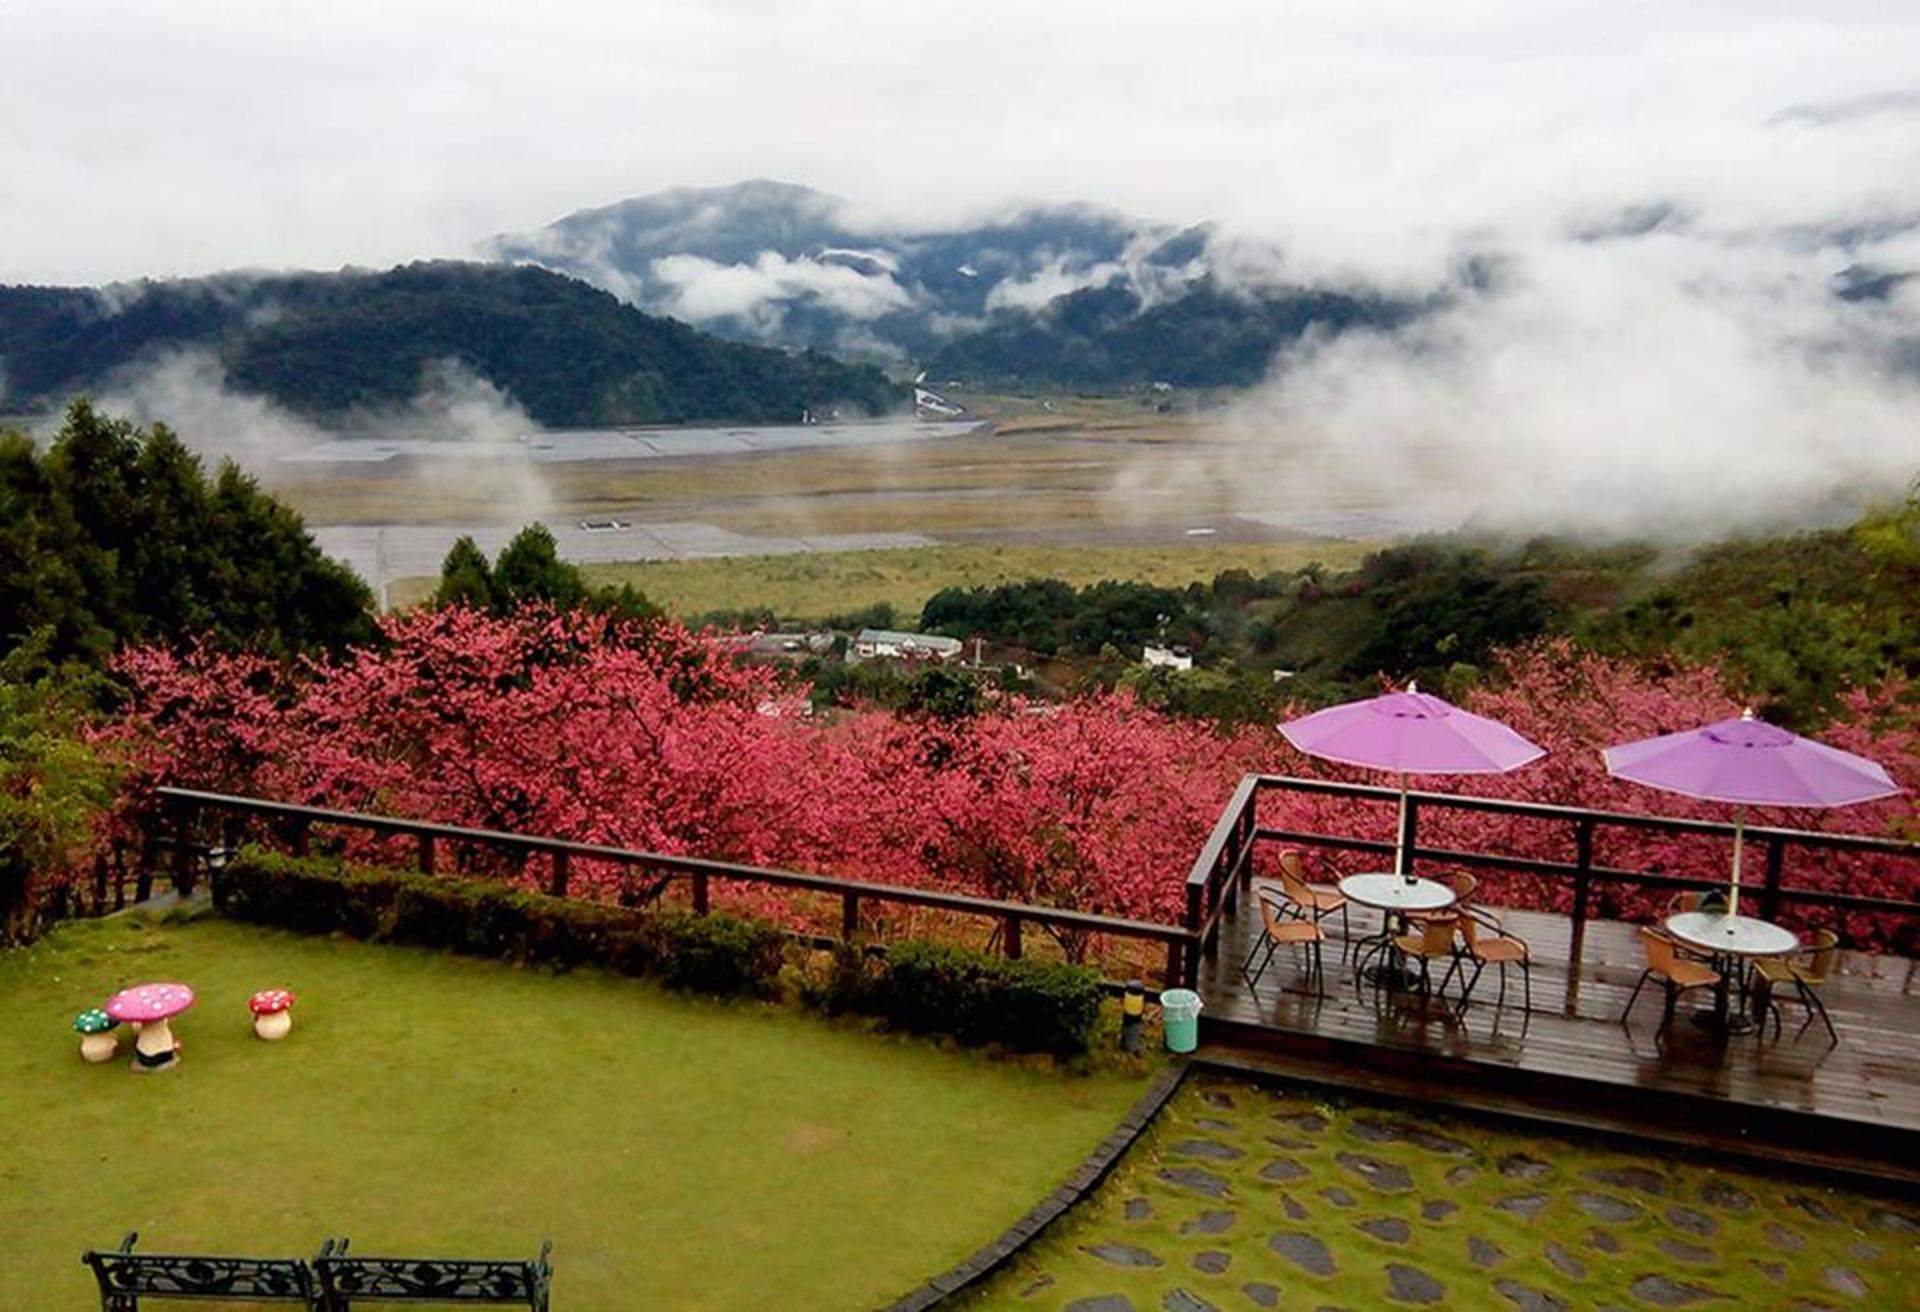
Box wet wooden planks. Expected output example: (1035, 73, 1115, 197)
(1198, 892, 1920, 1185)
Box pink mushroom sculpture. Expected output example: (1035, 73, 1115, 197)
(105, 982, 195, 1073)
(248, 989, 295, 1041)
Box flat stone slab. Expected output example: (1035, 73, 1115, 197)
(1587, 1165, 1669, 1195)
(1179, 1210, 1236, 1235)
(1575, 1192, 1643, 1223)
(1164, 1289, 1219, 1312)
(1159, 1167, 1230, 1198)
(1335, 1151, 1413, 1192)
(1386, 1264, 1445, 1304)
(1268, 1230, 1337, 1277)
(1665, 1205, 1717, 1236)
(1319, 1186, 1358, 1208)
(1699, 1179, 1753, 1212)
(1469, 1236, 1508, 1268)
(1495, 1193, 1550, 1220)
(1272, 1109, 1327, 1133)
(1084, 1242, 1164, 1268)
(1657, 1237, 1716, 1266)
(1066, 1298, 1137, 1312)
(1192, 1250, 1231, 1274)
(1241, 1284, 1280, 1309)
(1628, 1274, 1724, 1307)
(1545, 1241, 1586, 1279)
(1421, 1199, 1459, 1222)
(1356, 1216, 1413, 1244)
(1259, 1158, 1310, 1183)
(1495, 1281, 1569, 1312)
(1498, 1154, 1551, 1181)
(1170, 1138, 1245, 1161)
(1123, 1197, 1153, 1221)
(1824, 1267, 1868, 1299)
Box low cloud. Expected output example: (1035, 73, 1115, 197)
(649, 250, 910, 329)
(1205, 232, 1920, 541)
(82, 348, 555, 527)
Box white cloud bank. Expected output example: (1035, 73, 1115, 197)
(4, 2, 1918, 536)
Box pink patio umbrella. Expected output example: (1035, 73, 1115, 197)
(1603, 710, 1902, 917)
(1280, 685, 1546, 875)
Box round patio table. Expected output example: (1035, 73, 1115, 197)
(1664, 910, 1799, 1035)
(1339, 873, 1458, 992)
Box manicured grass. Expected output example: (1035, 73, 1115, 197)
(0, 911, 1146, 1309)
(578, 542, 1369, 625)
(964, 1071, 1919, 1309)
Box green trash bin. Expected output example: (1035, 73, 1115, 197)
(1160, 988, 1202, 1053)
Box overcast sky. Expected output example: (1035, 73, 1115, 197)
(5, 1, 1919, 286)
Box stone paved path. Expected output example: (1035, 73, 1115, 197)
(959, 1073, 1919, 1310)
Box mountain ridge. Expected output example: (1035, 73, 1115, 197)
(0, 260, 904, 428)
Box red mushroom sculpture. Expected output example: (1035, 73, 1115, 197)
(248, 989, 295, 1041)
(104, 982, 195, 1073)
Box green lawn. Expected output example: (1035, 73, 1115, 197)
(574, 542, 1369, 625)
(0, 911, 1146, 1309)
(963, 1071, 1919, 1309)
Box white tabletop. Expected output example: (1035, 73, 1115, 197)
(1338, 872, 1458, 913)
(1665, 910, 1800, 959)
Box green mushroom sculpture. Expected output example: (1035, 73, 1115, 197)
(74, 1008, 119, 1063)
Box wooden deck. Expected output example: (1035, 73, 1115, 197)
(1196, 887, 1920, 1187)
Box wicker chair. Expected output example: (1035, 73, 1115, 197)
(1752, 928, 1839, 1045)
(1240, 889, 1325, 994)
(1390, 913, 1461, 1001)
(1410, 873, 1478, 926)
(1444, 907, 1532, 1015)
(1272, 849, 1352, 958)
(1621, 926, 1721, 1038)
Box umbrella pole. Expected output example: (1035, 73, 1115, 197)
(1395, 779, 1409, 877)
(1728, 807, 1745, 918)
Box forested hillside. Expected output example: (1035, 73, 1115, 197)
(926, 279, 1417, 387)
(0, 262, 904, 427)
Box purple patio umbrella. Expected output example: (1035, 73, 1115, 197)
(1280, 685, 1546, 875)
(1604, 710, 1902, 916)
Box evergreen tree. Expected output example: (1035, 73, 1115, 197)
(0, 400, 375, 663)
(492, 524, 588, 610)
(433, 536, 497, 611)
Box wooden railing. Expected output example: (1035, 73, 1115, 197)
(1185, 773, 1920, 1007)
(153, 787, 1197, 992)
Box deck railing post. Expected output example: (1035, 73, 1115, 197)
(289, 818, 311, 858)
(170, 798, 196, 895)
(549, 850, 571, 898)
(841, 891, 859, 941)
(692, 871, 710, 915)
(136, 835, 156, 904)
(1760, 836, 1786, 922)
(417, 833, 435, 876)
(1004, 914, 1022, 959)
(1566, 817, 1595, 1013)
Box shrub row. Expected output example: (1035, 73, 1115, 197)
(216, 847, 1108, 1054)
(214, 846, 785, 998)
(823, 939, 1105, 1056)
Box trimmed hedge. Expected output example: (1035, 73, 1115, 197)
(836, 940, 1105, 1056)
(214, 846, 784, 998)
(215, 847, 1106, 1053)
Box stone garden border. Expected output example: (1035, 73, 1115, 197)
(884, 1060, 1192, 1311)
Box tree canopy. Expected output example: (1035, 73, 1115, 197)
(0, 400, 374, 665)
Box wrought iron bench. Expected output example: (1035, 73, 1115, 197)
(314, 1238, 552, 1310)
(82, 1232, 319, 1310)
